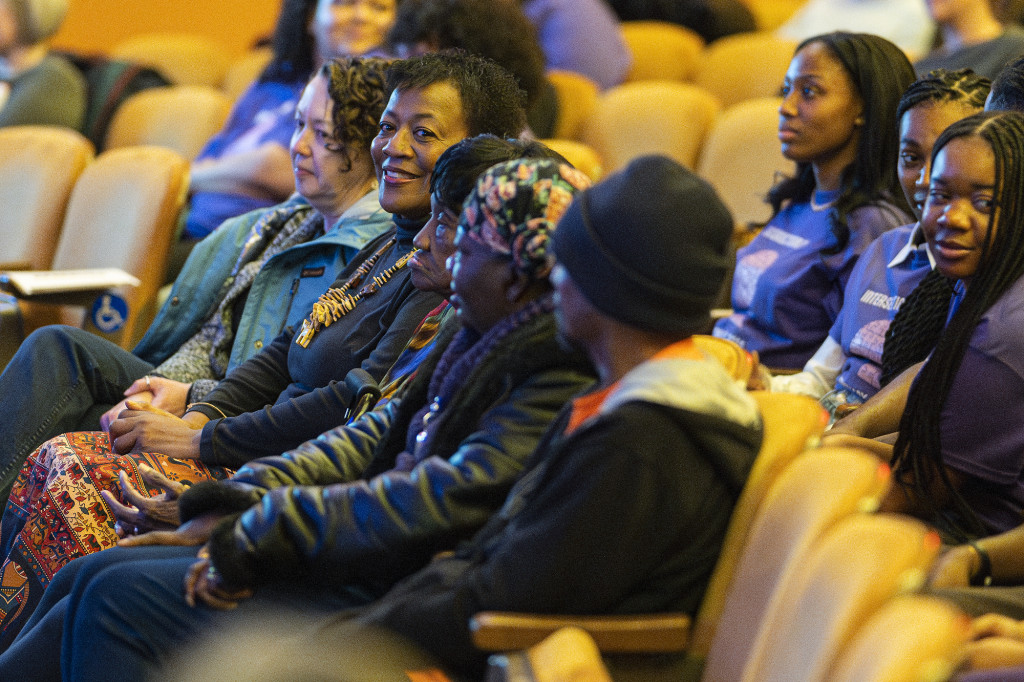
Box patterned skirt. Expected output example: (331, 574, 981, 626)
(0, 432, 231, 648)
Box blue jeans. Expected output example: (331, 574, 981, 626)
(0, 325, 153, 504)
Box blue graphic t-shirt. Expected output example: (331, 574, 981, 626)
(714, 190, 909, 369)
(830, 223, 933, 399)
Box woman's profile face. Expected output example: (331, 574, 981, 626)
(312, 0, 397, 59)
(777, 41, 864, 187)
(448, 226, 515, 334)
(921, 134, 997, 284)
(290, 73, 359, 215)
(898, 101, 981, 219)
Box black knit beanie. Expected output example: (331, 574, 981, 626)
(552, 154, 733, 335)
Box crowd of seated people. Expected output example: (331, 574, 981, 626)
(13, 0, 1024, 676)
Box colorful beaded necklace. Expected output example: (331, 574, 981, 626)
(295, 237, 414, 348)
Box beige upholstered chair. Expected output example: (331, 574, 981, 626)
(538, 139, 604, 182)
(0, 126, 94, 271)
(695, 32, 796, 108)
(828, 595, 969, 682)
(743, 0, 806, 30)
(486, 627, 612, 682)
(104, 85, 232, 160)
(470, 394, 832, 656)
(736, 514, 940, 682)
(581, 81, 721, 172)
(110, 33, 232, 88)
(547, 70, 600, 141)
(697, 97, 793, 228)
(691, 335, 755, 384)
(620, 21, 705, 82)
(8, 146, 189, 348)
(222, 47, 274, 102)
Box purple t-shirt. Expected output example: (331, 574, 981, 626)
(713, 190, 909, 369)
(184, 79, 306, 240)
(935, 274, 1024, 535)
(830, 224, 932, 400)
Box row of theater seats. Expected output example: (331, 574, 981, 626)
(89, 25, 796, 224)
(477, 386, 970, 682)
(100, 22, 799, 104)
(0, 127, 189, 365)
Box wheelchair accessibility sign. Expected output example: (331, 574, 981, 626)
(91, 294, 129, 333)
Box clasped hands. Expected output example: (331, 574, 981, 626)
(105, 400, 208, 459)
(103, 465, 249, 609)
(100, 376, 191, 432)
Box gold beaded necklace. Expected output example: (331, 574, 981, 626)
(295, 237, 415, 348)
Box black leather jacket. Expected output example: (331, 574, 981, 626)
(179, 308, 595, 596)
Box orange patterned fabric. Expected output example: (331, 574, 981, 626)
(0, 432, 230, 646)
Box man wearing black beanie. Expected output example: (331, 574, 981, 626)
(335, 155, 765, 678)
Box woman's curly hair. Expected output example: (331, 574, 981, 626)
(319, 56, 390, 169)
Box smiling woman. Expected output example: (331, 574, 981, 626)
(878, 111, 1024, 542)
(373, 81, 467, 219)
(311, 0, 398, 58)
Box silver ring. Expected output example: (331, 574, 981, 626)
(144, 375, 152, 391)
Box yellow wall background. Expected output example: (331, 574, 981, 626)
(52, 0, 282, 57)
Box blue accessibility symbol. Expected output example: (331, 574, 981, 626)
(91, 293, 129, 333)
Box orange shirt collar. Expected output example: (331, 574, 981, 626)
(565, 338, 699, 434)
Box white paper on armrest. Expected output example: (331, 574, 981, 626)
(0, 269, 141, 295)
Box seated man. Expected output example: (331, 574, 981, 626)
(0, 0, 84, 129)
(1, 156, 762, 680)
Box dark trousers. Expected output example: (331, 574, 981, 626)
(0, 544, 386, 681)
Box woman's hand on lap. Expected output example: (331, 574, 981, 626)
(102, 464, 187, 536)
(107, 401, 203, 458)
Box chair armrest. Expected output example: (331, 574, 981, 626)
(0, 260, 32, 271)
(470, 611, 691, 653)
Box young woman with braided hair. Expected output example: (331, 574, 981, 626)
(867, 111, 1024, 542)
(769, 69, 989, 413)
(713, 32, 915, 370)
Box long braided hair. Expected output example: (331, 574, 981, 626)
(891, 111, 1024, 541)
(879, 69, 990, 386)
(768, 32, 916, 255)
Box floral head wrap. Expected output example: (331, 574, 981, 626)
(458, 158, 592, 281)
